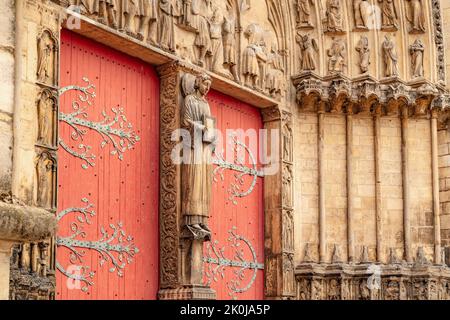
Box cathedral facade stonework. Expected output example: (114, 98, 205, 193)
(0, 0, 450, 300)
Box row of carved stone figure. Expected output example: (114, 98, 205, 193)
(297, 33, 424, 78)
(296, 0, 426, 33)
(67, 0, 284, 97)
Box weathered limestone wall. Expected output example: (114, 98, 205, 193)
(294, 114, 436, 265)
(379, 117, 403, 262)
(294, 112, 318, 263)
(439, 128, 450, 247)
(352, 117, 376, 261)
(323, 115, 347, 262)
(409, 119, 434, 258)
(0, 1, 15, 194)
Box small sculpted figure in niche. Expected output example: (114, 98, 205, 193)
(327, 39, 347, 74)
(181, 0, 194, 27)
(410, 39, 424, 78)
(193, 0, 212, 67)
(94, 0, 118, 28)
(354, 0, 373, 29)
(37, 91, 54, 146)
(257, 38, 269, 92)
(297, 0, 314, 28)
(223, 4, 240, 83)
(181, 74, 215, 239)
(208, 8, 224, 73)
(325, 0, 344, 33)
(296, 33, 318, 71)
(265, 42, 285, 97)
(406, 0, 425, 33)
(122, 0, 138, 35)
(378, 0, 398, 30)
(242, 24, 266, 89)
(159, 0, 178, 52)
(382, 35, 399, 77)
(36, 152, 54, 209)
(37, 31, 54, 84)
(137, 0, 158, 44)
(355, 36, 371, 73)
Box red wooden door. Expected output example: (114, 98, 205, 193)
(206, 91, 265, 300)
(57, 30, 159, 300)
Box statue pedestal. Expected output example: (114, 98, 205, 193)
(158, 286, 216, 300)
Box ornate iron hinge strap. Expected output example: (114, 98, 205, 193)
(203, 227, 264, 300)
(58, 77, 140, 169)
(56, 198, 139, 293)
(213, 135, 264, 205)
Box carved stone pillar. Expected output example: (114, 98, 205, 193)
(262, 107, 295, 300)
(0, 241, 14, 300)
(157, 61, 215, 300)
(401, 104, 412, 263)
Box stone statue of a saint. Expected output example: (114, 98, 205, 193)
(355, 36, 370, 73)
(181, 74, 215, 239)
(223, 4, 240, 83)
(208, 8, 223, 73)
(382, 35, 399, 77)
(410, 39, 424, 78)
(325, 0, 343, 32)
(36, 152, 54, 209)
(406, 0, 425, 33)
(297, 0, 314, 28)
(296, 33, 318, 71)
(137, 0, 158, 44)
(327, 39, 346, 74)
(38, 91, 54, 146)
(265, 42, 285, 97)
(37, 32, 54, 84)
(354, 0, 372, 29)
(159, 0, 177, 52)
(378, 0, 398, 30)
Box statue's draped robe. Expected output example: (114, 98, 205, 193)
(383, 39, 398, 76)
(182, 94, 213, 226)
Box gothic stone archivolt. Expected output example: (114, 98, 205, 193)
(1, 0, 450, 300)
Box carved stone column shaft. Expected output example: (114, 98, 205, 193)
(431, 113, 442, 264)
(318, 108, 326, 263)
(401, 107, 412, 263)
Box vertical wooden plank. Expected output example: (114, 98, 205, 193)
(57, 30, 159, 300)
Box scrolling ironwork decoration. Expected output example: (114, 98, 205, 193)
(203, 227, 264, 300)
(58, 77, 140, 169)
(56, 198, 139, 292)
(213, 135, 264, 205)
